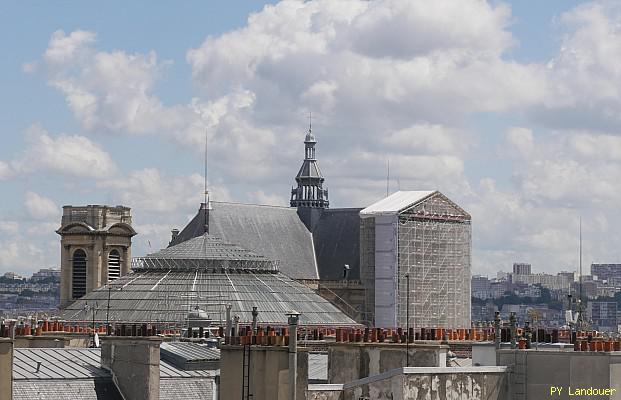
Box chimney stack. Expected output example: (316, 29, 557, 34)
(0, 338, 13, 400)
(169, 229, 179, 246)
(101, 336, 161, 400)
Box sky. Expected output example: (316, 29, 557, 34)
(1, 0, 620, 277)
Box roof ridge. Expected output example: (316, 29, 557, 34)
(210, 200, 292, 209)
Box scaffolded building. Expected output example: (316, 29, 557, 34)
(360, 191, 471, 329)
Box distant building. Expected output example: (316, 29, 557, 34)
(2, 272, 25, 281)
(511, 273, 572, 291)
(57, 205, 136, 308)
(588, 301, 618, 332)
(496, 271, 509, 280)
(30, 268, 60, 282)
(592, 263, 621, 283)
(558, 271, 576, 283)
(472, 275, 491, 299)
(513, 263, 531, 275)
(490, 280, 510, 299)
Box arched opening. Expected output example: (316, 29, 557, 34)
(108, 249, 121, 281)
(72, 249, 87, 299)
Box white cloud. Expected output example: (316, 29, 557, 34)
(12, 124, 118, 179)
(97, 168, 233, 213)
(0, 221, 19, 235)
(0, 239, 56, 274)
(535, 2, 621, 132)
(24, 192, 59, 220)
(26, 222, 60, 236)
(383, 123, 464, 156)
(248, 190, 287, 206)
(505, 127, 534, 157)
(42, 30, 189, 135)
(0, 161, 14, 180)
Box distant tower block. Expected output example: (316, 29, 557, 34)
(57, 205, 136, 308)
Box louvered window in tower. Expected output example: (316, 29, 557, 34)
(108, 249, 121, 281)
(72, 249, 87, 299)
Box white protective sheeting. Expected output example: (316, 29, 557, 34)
(360, 191, 435, 217)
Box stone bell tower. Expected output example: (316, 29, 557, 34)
(57, 205, 136, 308)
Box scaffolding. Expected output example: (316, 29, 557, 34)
(361, 192, 471, 329)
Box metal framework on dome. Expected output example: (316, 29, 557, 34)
(133, 233, 279, 272)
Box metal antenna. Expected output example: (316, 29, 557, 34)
(309, 111, 312, 132)
(204, 128, 209, 213)
(575, 216, 587, 330)
(578, 216, 583, 327)
(386, 159, 390, 197)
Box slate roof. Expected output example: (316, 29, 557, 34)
(170, 202, 318, 279)
(296, 160, 324, 179)
(312, 208, 362, 280)
(12, 347, 217, 400)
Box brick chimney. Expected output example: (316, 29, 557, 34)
(101, 336, 161, 400)
(0, 339, 13, 400)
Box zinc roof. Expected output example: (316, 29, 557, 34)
(12, 348, 216, 380)
(360, 191, 435, 216)
(61, 269, 358, 326)
(160, 342, 220, 370)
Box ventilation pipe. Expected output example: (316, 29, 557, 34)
(494, 311, 501, 349)
(225, 303, 232, 339)
(286, 311, 301, 400)
(251, 307, 259, 334)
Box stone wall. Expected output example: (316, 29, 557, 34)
(344, 367, 507, 400)
(328, 342, 448, 384)
(498, 349, 621, 400)
(220, 345, 308, 400)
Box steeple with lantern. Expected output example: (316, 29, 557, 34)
(290, 118, 329, 210)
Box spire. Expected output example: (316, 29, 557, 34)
(290, 120, 329, 209)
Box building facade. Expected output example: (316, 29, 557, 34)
(587, 301, 618, 332)
(592, 264, 621, 283)
(57, 205, 136, 308)
(360, 191, 471, 329)
(512, 263, 531, 275)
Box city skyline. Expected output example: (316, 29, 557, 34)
(2, 0, 620, 276)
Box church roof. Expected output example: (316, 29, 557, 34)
(170, 202, 318, 280)
(313, 208, 362, 280)
(360, 190, 436, 216)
